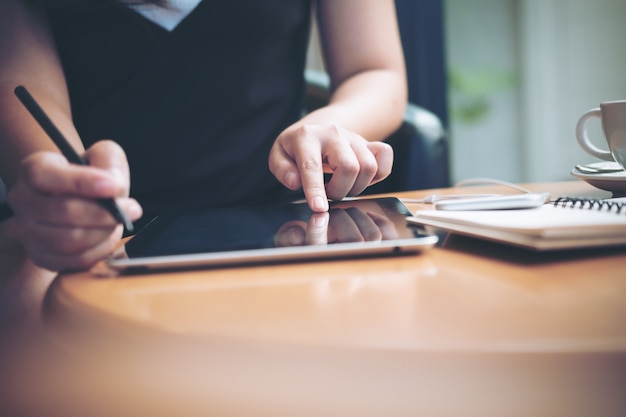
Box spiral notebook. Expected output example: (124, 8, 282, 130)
(407, 197, 626, 250)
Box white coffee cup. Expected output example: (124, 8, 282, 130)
(576, 100, 626, 169)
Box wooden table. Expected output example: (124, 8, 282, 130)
(1, 181, 625, 417)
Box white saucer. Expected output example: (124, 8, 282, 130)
(571, 162, 626, 195)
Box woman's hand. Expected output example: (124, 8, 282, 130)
(270, 0, 406, 213)
(269, 123, 393, 212)
(7, 140, 142, 271)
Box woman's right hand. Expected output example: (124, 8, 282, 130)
(7, 140, 143, 272)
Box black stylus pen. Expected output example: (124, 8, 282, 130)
(14, 86, 134, 233)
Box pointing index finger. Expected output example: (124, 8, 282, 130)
(296, 151, 329, 212)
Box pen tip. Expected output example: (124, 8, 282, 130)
(124, 219, 135, 234)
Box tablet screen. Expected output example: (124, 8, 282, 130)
(108, 197, 437, 271)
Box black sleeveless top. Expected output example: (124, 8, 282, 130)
(46, 0, 312, 219)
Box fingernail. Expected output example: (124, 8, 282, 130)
(313, 196, 328, 211)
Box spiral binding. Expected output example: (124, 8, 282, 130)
(553, 197, 626, 214)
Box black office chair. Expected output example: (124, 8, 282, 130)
(304, 69, 450, 194)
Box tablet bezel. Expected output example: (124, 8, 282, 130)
(106, 197, 438, 272)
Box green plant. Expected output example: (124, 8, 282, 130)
(448, 67, 517, 124)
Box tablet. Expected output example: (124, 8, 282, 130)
(106, 197, 438, 272)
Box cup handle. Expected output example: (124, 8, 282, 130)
(575, 108, 614, 161)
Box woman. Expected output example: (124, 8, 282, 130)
(0, 0, 407, 271)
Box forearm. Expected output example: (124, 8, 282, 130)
(0, 84, 80, 186)
(309, 0, 407, 142)
(296, 68, 407, 141)
(0, 0, 81, 187)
